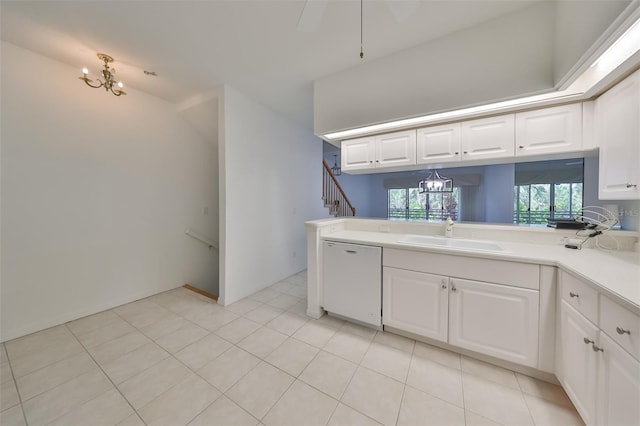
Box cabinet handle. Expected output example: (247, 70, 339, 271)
(569, 292, 579, 298)
(592, 344, 604, 353)
(463, 151, 468, 154)
(441, 284, 447, 289)
(519, 145, 524, 149)
(626, 183, 637, 188)
(616, 326, 631, 335)
(451, 285, 457, 292)
(344, 250, 357, 254)
(454, 152, 459, 155)
(584, 337, 594, 345)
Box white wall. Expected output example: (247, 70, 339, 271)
(553, 0, 631, 86)
(0, 42, 219, 341)
(218, 86, 326, 305)
(314, 2, 556, 135)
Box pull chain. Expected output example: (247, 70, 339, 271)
(360, 0, 364, 59)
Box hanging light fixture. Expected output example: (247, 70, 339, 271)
(418, 170, 453, 193)
(359, 0, 364, 59)
(79, 53, 126, 96)
(331, 154, 342, 176)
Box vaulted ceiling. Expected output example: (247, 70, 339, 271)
(0, 1, 632, 130)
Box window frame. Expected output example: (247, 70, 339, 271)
(388, 187, 460, 222)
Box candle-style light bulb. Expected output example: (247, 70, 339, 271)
(82, 67, 89, 75)
(117, 81, 123, 89)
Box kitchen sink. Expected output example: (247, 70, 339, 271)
(398, 235, 504, 252)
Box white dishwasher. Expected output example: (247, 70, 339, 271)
(322, 241, 382, 327)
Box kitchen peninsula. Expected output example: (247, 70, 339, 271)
(306, 217, 640, 426)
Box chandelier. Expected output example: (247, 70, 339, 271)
(418, 170, 453, 193)
(331, 154, 342, 176)
(79, 53, 126, 96)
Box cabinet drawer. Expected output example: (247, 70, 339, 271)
(384, 248, 539, 290)
(600, 296, 640, 361)
(560, 271, 598, 325)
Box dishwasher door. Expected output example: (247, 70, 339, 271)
(323, 241, 382, 327)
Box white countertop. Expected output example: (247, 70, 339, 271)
(321, 230, 640, 313)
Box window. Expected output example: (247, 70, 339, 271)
(388, 187, 460, 221)
(513, 183, 583, 224)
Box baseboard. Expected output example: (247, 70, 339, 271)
(183, 284, 218, 301)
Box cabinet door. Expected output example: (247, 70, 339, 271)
(448, 278, 538, 367)
(416, 123, 461, 164)
(596, 69, 640, 200)
(461, 114, 515, 160)
(596, 332, 640, 426)
(375, 130, 417, 168)
(515, 103, 582, 157)
(382, 267, 448, 342)
(558, 300, 598, 425)
(341, 137, 376, 171)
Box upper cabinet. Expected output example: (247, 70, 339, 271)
(376, 130, 417, 167)
(342, 130, 416, 172)
(341, 136, 376, 171)
(416, 123, 461, 164)
(515, 103, 583, 157)
(596, 69, 640, 200)
(340, 102, 593, 174)
(461, 114, 515, 160)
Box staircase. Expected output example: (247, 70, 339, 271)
(322, 160, 356, 217)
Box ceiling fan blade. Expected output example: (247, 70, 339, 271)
(297, 0, 328, 33)
(385, 0, 420, 23)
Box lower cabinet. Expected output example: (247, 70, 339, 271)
(383, 267, 539, 367)
(597, 332, 640, 426)
(383, 268, 448, 342)
(557, 300, 598, 425)
(557, 271, 640, 426)
(448, 278, 539, 367)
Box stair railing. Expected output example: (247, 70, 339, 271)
(322, 159, 356, 217)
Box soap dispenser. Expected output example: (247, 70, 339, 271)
(445, 216, 454, 238)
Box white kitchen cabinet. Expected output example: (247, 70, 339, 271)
(599, 295, 640, 361)
(557, 300, 599, 425)
(375, 130, 417, 167)
(341, 136, 376, 171)
(383, 267, 448, 342)
(341, 130, 416, 172)
(448, 278, 539, 367)
(515, 103, 582, 157)
(382, 249, 541, 368)
(461, 114, 515, 160)
(416, 123, 461, 164)
(596, 332, 640, 426)
(596, 68, 640, 199)
(557, 271, 640, 426)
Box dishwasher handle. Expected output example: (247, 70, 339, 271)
(344, 249, 358, 254)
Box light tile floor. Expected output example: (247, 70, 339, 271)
(0, 271, 584, 426)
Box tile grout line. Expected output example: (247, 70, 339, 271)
(1, 343, 29, 426)
(61, 323, 149, 426)
(111, 293, 245, 424)
(394, 333, 418, 425)
(67, 292, 234, 425)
